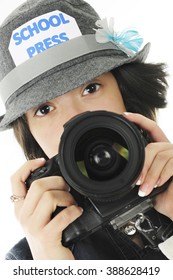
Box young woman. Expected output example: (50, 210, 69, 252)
(0, 0, 173, 259)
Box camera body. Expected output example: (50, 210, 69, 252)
(26, 111, 168, 246)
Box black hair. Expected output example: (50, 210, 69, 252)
(111, 62, 168, 119)
(12, 62, 168, 160)
(12, 115, 48, 160)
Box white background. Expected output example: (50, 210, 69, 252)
(0, 0, 172, 260)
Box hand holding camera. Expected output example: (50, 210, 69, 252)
(26, 111, 169, 246)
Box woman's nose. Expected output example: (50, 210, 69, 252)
(63, 100, 86, 122)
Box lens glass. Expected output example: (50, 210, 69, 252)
(89, 145, 113, 168)
(75, 128, 129, 181)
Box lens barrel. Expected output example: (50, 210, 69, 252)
(58, 111, 145, 201)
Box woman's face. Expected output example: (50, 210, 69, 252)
(26, 72, 126, 158)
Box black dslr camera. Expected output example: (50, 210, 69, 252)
(26, 111, 168, 246)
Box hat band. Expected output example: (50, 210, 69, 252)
(0, 34, 120, 105)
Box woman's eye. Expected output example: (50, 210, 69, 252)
(35, 104, 54, 116)
(83, 83, 101, 96)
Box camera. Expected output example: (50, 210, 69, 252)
(26, 110, 168, 247)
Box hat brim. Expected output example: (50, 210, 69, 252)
(0, 42, 150, 130)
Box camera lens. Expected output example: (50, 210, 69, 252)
(88, 143, 127, 176)
(58, 111, 145, 201)
(75, 130, 128, 181)
(89, 144, 113, 168)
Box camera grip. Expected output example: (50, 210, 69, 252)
(61, 203, 103, 247)
(26, 155, 102, 247)
(26, 154, 61, 188)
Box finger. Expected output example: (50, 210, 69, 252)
(158, 157, 173, 186)
(16, 176, 70, 219)
(137, 143, 173, 196)
(44, 205, 83, 242)
(23, 190, 76, 230)
(11, 158, 46, 215)
(153, 180, 173, 220)
(138, 142, 173, 184)
(123, 112, 169, 142)
(11, 158, 46, 197)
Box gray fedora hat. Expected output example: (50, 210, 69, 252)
(0, 0, 150, 130)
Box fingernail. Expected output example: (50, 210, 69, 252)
(136, 179, 142, 185)
(138, 190, 146, 197)
(138, 183, 149, 197)
(123, 112, 131, 116)
(79, 207, 83, 213)
(36, 157, 45, 161)
(155, 179, 161, 187)
(153, 179, 160, 189)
